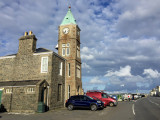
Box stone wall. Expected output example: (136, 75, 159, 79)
(0, 57, 15, 82)
(49, 54, 65, 109)
(2, 86, 37, 113)
(0, 53, 52, 82)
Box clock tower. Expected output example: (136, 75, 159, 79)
(58, 7, 83, 100)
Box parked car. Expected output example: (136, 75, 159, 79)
(86, 91, 118, 107)
(111, 95, 118, 101)
(65, 95, 104, 111)
(122, 94, 132, 101)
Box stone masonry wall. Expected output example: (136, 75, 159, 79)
(0, 57, 15, 82)
(49, 54, 65, 109)
(0, 53, 53, 83)
(2, 86, 37, 112)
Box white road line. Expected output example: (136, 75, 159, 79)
(155, 103, 159, 106)
(132, 104, 135, 115)
(148, 98, 160, 107)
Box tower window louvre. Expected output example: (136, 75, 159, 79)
(62, 48, 65, 56)
(62, 44, 66, 47)
(66, 48, 70, 56)
(68, 63, 71, 77)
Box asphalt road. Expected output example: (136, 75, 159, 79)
(134, 96, 160, 120)
(0, 96, 160, 120)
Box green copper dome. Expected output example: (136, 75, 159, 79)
(61, 7, 77, 25)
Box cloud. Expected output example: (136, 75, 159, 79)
(105, 65, 132, 77)
(82, 63, 91, 69)
(90, 77, 103, 84)
(81, 54, 94, 60)
(104, 75, 150, 92)
(115, 0, 160, 39)
(143, 69, 160, 78)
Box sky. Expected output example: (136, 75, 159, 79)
(0, 0, 160, 94)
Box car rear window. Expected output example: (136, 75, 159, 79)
(102, 93, 109, 98)
(71, 96, 80, 100)
(80, 96, 91, 100)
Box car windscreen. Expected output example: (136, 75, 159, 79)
(87, 96, 94, 100)
(91, 96, 100, 101)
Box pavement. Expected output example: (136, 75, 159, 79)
(0, 96, 160, 120)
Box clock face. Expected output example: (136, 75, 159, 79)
(63, 28, 69, 34)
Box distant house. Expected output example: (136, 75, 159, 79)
(150, 89, 156, 96)
(150, 87, 160, 97)
(156, 86, 160, 96)
(0, 7, 83, 113)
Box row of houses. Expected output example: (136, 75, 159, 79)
(0, 7, 83, 113)
(150, 86, 160, 97)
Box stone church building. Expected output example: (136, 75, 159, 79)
(0, 7, 83, 113)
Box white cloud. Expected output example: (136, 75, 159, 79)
(115, 0, 160, 39)
(82, 63, 91, 69)
(126, 55, 148, 61)
(81, 54, 94, 60)
(105, 65, 132, 77)
(90, 77, 103, 84)
(81, 47, 95, 60)
(81, 47, 89, 53)
(143, 69, 160, 78)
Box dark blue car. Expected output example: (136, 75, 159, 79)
(65, 95, 104, 111)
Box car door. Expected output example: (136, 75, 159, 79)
(101, 93, 110, 105)
(79, 96, 90, 108)
(72, 96, 81, 107)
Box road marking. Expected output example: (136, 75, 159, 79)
(148, 98, 160, 108)
(132, 104, 135, 115)
(155, 103, 159, 106)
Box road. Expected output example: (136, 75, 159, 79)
(0, 96, 160, 120)
(134, 96, 160, 120)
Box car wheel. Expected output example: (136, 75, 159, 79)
(109, 102, 114, 107)
(91, 104, 97, 111)
(68, 104, 74, 111)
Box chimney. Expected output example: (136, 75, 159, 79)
(18, 31, 37, 55)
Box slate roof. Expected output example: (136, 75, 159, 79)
(5, 54, 17, 56)
(0, 80, 40, 87)
(34, 48, 53, 53)
(0, 48, 53, 58)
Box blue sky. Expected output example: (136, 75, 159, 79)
(1, 0, 160, 93)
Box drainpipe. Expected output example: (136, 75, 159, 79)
(9, 82, 17, 112)
(47, 86, 49, 106)
(9, 86, 13, 112)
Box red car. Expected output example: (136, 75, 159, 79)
(86, 91, 118, 107)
